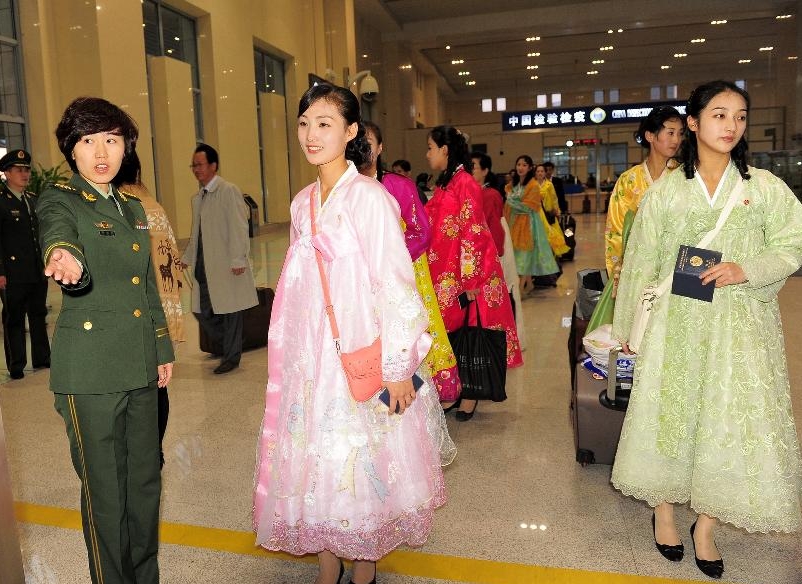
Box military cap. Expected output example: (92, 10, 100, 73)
(0, 149, 32, 171)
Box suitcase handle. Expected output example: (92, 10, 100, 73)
(606, 347, 620, 403)
(599, 346, 630, 411)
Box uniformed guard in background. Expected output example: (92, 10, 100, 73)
(0, 149, 50, 379)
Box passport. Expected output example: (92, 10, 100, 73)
(671, 245, 722, 302)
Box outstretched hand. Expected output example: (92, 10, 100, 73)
(45, 248, 83, 285)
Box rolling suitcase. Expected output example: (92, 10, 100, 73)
(570, 348, 630, 466)
(199, 286, 275, 355)
(558, 213, 577, 261)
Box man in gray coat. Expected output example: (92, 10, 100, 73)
(182, 144, 257, 373)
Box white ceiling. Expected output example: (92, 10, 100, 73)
(355, 0, 800, 100)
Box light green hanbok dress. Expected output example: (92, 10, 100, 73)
(611, 163, 802, 533)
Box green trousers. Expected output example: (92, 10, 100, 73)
(55, 383, 161, 584)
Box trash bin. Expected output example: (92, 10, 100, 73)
(243, 195, 259, 238)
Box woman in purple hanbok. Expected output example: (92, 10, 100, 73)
(253, 84, 455, 584)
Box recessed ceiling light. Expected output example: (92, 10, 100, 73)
(691, 38, 705, 43)
(592, 59, 604, 64)
(776, 14, 793, 19)
(526, 65, 539, 70)
(617, 28, 623, 33)
(789, 56, 799, 60)
(661, 65, 671, 69)
(586, 70, 598, 75)
(674, 53, 688, 58)
(738, 59, 751, 63)
(711, 19, 727, 25)
(527, 52, 540, 57)
(451, 59, 464, 64)
(526, 36, 540, 41)
(445, 45, 451, 49)
(399, 64, 412, 70)
(174, 36, 180, 41)
(530, 75, 538, 80)
(607, 29, 614, 34)
(600, 46, 613, 51)
(362, 54, 368, 58)
(759, 46, 774, 51)
(458, 71, 470, 76)
(465, 80, 476, 86)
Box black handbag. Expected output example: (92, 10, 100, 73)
(542, 203, 557, 225)
(447, 301, 508, 402)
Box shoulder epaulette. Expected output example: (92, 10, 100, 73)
(52, 182, 79, 193)
(117, 189, 141, 202)
(24, 190, 37, 197)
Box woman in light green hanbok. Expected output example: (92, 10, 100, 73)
(612, 81, 802, 580)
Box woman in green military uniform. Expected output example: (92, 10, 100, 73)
(37, 97, 174, 584)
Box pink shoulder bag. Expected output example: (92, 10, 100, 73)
(310, 189, 384, 401)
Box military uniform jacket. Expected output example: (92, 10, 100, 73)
(36, 173, 174, 394)
(0, 182, 45, 283)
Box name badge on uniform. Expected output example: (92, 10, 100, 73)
(10, 209, 20, 217)
(95, 221, 115, 237)
(135, 219, 149, 230)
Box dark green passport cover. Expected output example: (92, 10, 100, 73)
(671, 245, 722, 302)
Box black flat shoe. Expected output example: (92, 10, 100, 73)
(690, 521, 724, 579)
(652, 513, 684, 562)
(455, 403, 477, 422)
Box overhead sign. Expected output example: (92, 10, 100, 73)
(501, 100, 686, 132)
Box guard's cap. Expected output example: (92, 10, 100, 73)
(0, 149, 31, 171)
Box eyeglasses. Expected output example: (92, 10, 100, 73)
(189, 163, 208, 169)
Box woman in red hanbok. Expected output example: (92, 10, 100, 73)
(425, 126, 523, 421)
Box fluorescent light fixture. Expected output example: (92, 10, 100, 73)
(551, 93, 561, 107)
(481, 99, 492, 112)
(537, 94, 547, 108)
(496, 97, 507, 111)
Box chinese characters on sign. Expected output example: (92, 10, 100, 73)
(501, 100, 686, 132)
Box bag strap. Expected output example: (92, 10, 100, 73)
(653, 177, 745, 295)
(310, 189, 342, 353)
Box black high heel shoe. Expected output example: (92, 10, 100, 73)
(651, 513, 684, 562)
(690, 521, 724, 579)
(455, 402, 477, 422)
(443, 398, 461, 414)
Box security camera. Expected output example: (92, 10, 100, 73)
(348, 70, 380, 102)
(359, 73, 379, 101)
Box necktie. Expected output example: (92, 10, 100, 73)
(109, 192, 124, 216)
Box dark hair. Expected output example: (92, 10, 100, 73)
(194, 143, 219, 169)
(543, 161, 555, 170)
(362, 120, 385, 180)
(56, 96, 138, 174)
(680, 80, 750, 179)
(298, 84, 371, 168)
(415, 172, 430, 186)
(429, 125, 472, 188)
(634, 105, 684, 151)
(472, 151, 503, 197)
(391, 159, 411, 172)
(114, 149, 141, 187)
(511, 155, 535, 186)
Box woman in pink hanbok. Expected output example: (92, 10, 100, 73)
(253, 85, 455, 584)
(360, 121, 461, 404)
(425, 126, 523, 421)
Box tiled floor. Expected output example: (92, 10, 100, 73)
(2, 213, 801, 584)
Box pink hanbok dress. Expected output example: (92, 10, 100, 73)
(381, 172, 462, 402)
(253, 162, 455, 560)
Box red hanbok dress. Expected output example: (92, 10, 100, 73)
(426, 168, 523, 368)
